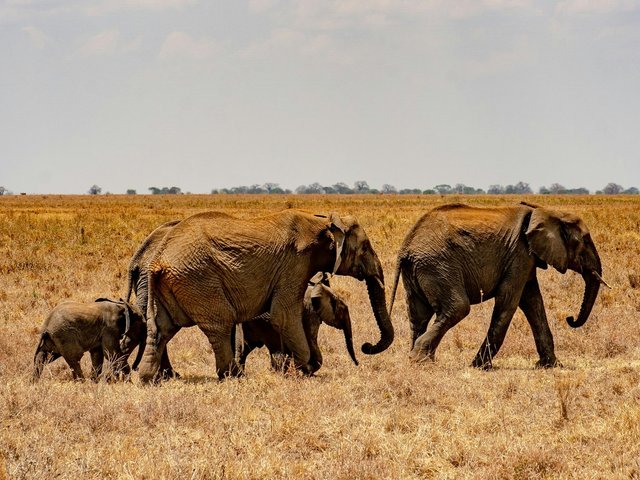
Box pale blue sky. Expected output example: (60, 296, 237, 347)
(1, 0, 639, 194)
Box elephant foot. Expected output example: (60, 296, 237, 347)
(138, 369, 158, 384)
(471, 357, 493, 370)
(409, 345, 436, 364)
(217, 363, 243, 381)
(158, 368, 180, 380)
(285, 361, 315, 377)
(301, 363, 317, 376)
(138, 353, 162, 384)
(270, 353, 292, 372)
(535, 358, 562, 369)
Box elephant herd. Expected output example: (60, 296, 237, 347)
(33, 202, 607, 383)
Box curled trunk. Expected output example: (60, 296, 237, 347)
(131, 340, 146, 371)
(566, 242, 602, 329)
(361, 276, 394, 354)
(566, 272, 600, 328)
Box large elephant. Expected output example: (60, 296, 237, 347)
(235, 272, 358, 372)
(389, 203, 606, 369)
(33, 298, 146, 381)
(138, 209, 393, 382)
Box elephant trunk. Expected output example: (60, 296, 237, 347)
(566, 241, 602, 329)
(361, 275, 394, 354)
(341, 310, 359, 366)
(131, 339, 146, 371)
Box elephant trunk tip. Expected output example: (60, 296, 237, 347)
(361, 336, 394, 355)
(565, 315, 579, 328)
(361, 342, 374, 354)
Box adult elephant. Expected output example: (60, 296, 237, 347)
(389, 202, 606, 369)
(138, 210, 393, 382)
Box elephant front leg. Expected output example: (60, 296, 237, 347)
(201, 322, 242, 380)
(64, 356, 85, 380)
(406, 290, 434, 349)
(89, 347, 104, 382)
(519, 279, 560, 368)
(271, 304, 312, 375)
(102, 335, 131, 380)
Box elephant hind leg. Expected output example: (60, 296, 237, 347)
(410, 296, 470, 363)
(33, 350, 60, 381)
(138, 301, 179, 383)
(472, 291, 522, 369)
(406, 288, 434, 349)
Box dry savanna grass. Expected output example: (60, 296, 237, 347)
(1, 194, 639, 479)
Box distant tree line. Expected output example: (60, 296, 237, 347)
(213, 181, 520, 195)
(211, 183, 292, 194)
(211, 181, 639, 196)
(6, 182, 638, 196)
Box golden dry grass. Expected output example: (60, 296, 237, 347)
(1, 194, 639, 479)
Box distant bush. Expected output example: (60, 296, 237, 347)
(539, 184, 590, 195)
(149, 187, 182, 195)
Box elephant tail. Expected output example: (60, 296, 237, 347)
(388, 256, 404, 317)
(33, 332, 48, 360)
(125, 264, 139, 304)
(145, 267, 159, 327)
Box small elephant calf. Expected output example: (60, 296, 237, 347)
(235, 273, 357, 373)
(33, 298, 146, 381)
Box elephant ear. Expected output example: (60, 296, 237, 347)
(310, 284, 339, 328)
(122, 303, 132, 335)
(309, 282, 326, 311)
(328, 214, 346, 274)
(525, 208, 569, 273)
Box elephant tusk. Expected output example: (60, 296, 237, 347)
(592, 270, 611, 289)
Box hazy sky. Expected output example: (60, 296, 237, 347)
(1, 0, 639, 194)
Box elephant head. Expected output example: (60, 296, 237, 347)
(305, 273, 358, 367)
(328, 214, 394, 355)
(525, 206, 604, 328)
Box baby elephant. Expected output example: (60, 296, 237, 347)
(235, 273, 357, 373)
(33, 298, 146, 381)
